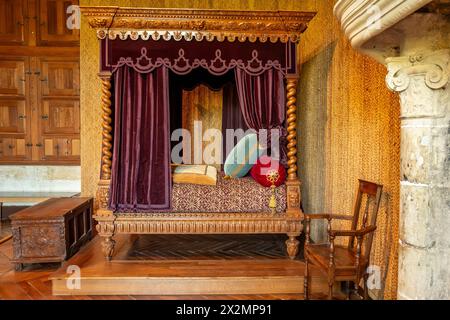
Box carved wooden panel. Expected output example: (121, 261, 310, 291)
(0, 137, 30, 160)
(0, 58, 27, 97)
(41, 100, 79, 134)
(181, 85, 223, 167)
(0, 100, 26, 134)
(0, 0, 27, 45)
(39, 58, 80, 96)
(37, 0, 79, 46)
(41, 137, 79, 161)
(19, 225, 65, 258)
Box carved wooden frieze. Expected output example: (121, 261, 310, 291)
(81, 7, 316, 43)
(112, 216, 302, 234)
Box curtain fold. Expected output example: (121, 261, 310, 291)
(109, 66, 171, 212)
(221, 82, 249, 164)
(234, 68, 287, 165)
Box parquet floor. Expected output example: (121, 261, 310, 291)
(0, 220, 11, 244)
(119, 234, 304, 260)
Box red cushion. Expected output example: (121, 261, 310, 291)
(250, 156, 286, 187)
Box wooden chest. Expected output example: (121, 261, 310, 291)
(10, 197, 94, 271)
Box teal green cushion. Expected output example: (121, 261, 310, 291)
(224, 133, 260, 178)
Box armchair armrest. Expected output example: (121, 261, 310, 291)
(304, 213, 353, 221)
(329, 225, 376, 237)
(304, 213, 353, 245)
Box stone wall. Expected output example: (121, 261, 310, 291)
(0, 166, 81, 192)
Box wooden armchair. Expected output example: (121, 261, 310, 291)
(304, 179, 383, 300)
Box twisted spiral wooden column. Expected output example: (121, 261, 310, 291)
(285, 76, 302, 218)
(99, 72, 112, 180)
(286, 77, 298, 180)
(96, 72, 116, 258)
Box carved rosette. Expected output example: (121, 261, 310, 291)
(81, 7, 316, 43)
(386, 50, 450, 93)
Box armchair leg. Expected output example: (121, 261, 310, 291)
(304, 258, 310, 300)
(346, 281, 351, 300)
(328, 282, 333, 300)
(363, 273, 369, 300)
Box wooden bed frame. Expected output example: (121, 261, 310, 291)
(81, 7, 315, 261)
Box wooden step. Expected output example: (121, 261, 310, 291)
(50, 235, 326, 296)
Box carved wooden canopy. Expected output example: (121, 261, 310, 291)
(80, 6, 316, 43)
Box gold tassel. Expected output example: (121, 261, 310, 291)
(267, 169, 280, 214)
(269, 184, 277, 214)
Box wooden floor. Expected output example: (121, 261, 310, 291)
(0, 234, 332, 300)
(0, 220, 12, 244)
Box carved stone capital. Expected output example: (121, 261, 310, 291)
(386, 50, 450, 92)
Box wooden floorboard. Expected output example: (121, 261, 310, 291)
(0, 234, 334, 300)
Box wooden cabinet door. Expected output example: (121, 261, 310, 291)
(40, 137, 79, 162)
(0, 57, 28, 97)
(0, 56, 31, 162)
(0, 137, 30, 161)
(38, 58, 79, 96)
(41, 100, 79, 134)
(35, 56, 80, 164)
(37, 0, 79, 46)
(0, 0, 28, 45)
(0, 100, 27, 134)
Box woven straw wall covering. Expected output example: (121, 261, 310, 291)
(80, 0, 400, 299)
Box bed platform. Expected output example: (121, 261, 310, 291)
(82, 6, 316, 261)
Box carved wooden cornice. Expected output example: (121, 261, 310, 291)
(334, 0, 433, 50)
(80, 6, 316, 43)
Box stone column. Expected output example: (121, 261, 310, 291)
(386, 50, 450, 300)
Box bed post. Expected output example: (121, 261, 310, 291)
(285, 74, 302, 259)
(285, 75, 302, 217)
(94, 71, 116, 261)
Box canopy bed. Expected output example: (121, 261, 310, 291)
(81, 7, 315, 261)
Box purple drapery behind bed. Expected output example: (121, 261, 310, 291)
(234, 68, 287, 166)
(109, 66, 171, 212)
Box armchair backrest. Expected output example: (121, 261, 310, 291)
(348, 179, 383, 258)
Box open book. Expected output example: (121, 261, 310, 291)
(172, 165, 217, 186)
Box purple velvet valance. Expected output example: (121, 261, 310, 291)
(100, 38, 297, 76)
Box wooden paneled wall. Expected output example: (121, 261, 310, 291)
(0, 0, 80, 164)
(182, 85, 223, 167)
(79, 0, 400, 299)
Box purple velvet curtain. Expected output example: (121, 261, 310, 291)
(234, 68, 287, 165)
(109, 66, 171, 212)
(221, 82, 249, 164)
